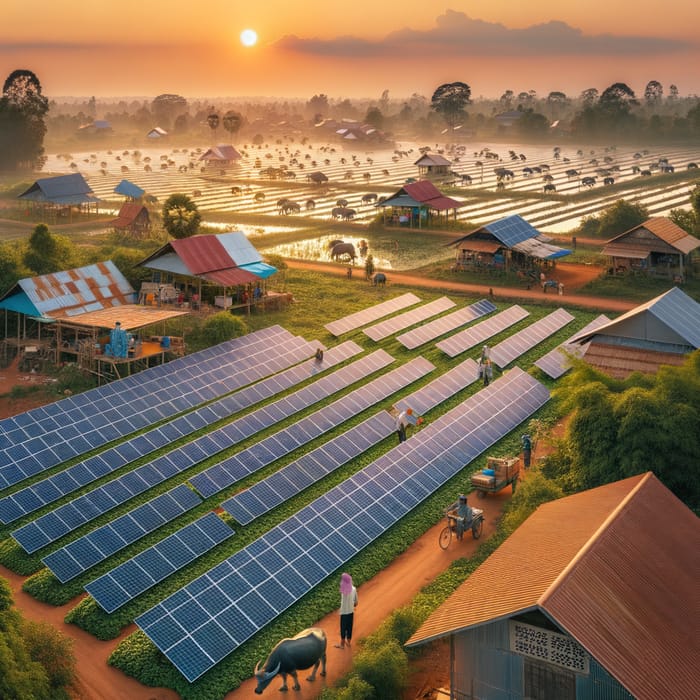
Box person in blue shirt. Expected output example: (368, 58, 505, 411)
(447, 494, 473, 540)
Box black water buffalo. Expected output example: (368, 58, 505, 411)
(603, 176, 615, 185)
(254, 628, 327, 694)
(373, 272, 387, 286)
(543, 183, 556, 194)
(331, 242, 356, 262)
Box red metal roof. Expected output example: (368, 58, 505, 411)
(402, 181, 462, 211)
(170, 235, 230, 275)
(406, 473, 700, 700)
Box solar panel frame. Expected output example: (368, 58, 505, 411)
(324, 293, 421, 336)
(363, 297, 457, 341)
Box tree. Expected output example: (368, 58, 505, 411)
(599, 82, 638, 116)
(161, 194, 201, 239)
(595, 199, 648, 238)
(430, 82, 471, 128)
(206, 111, 219, 141)
(0, 69, 49, 170)
(23, 224, 75, 276)
(499, 90, 514, 110)
(546, 91, 569, 119)
(306, 94, 329, 119)
(364, 106, 384, 130)
(643, 80, 663, 107)
(579, 87, 599, 108)
(517, 108, 549, 135)
(151, 93, 187, 130)
(222, 110, 243, 141)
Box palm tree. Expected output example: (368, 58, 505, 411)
(206, 112, 219, 142)
(222, 110, 242, 142)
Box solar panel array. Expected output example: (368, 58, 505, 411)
(435, 305, 530, 358)
(488, 308, 575, 368)
(392, 358, 480, 416)
(85, 512, 234, 613)
(11, 348, 388, 553)
(42, 485, 202, 583)
(0, 340, 361, 525)
(190, 356, 435, 498)
(0, 327, 308, 489)
(534, 315, 610, 378)
(221, 411, 396, 525)
(324, 293, 421, 336)
(396, 299, 497, 350)
(362, 297, 456, 341)
(136, 368, 549, 682)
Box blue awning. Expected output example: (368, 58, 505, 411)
(240, 262, 278, 279)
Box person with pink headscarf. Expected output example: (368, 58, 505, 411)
(335, 572, 358, 649)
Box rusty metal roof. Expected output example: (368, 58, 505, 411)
(606, 217, 700, 255)
(406, 473, 700, 700)
(0, 261, 135, 318)
(380, 181, 462, 211)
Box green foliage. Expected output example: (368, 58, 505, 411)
(500, 471, 565, 532)
(23, 619, 76, 694)
(352, 638, 408, 698)
(198, 311, 247, 346)
(431, 82, 471, 128)
(0, 577, 11, 611)
(23, 223, 76, 276)
(320, 675, 373, 700)
(161, 193, 201, 239)
(595, 199, 648, 238)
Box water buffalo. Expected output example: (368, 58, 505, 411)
(331, 207, 356, 220)
(331, 242, 356, 262)
(373, 272, 387, 286)
(581, 176, 596, 187)
(543, 183, 556, 194)
(603, 176, 615, 185)
(361, 193, 378, 203)
(254, 628, 327, 694)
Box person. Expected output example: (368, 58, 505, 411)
(447, 494, 473, 540)
(522, 434, 532, 469)
(335, 572, 358, 649)
(346, 265, 352, 279)
(315, 347, 324, 362)
(482, 359, 493, 386)
(396, 407, 416, 443)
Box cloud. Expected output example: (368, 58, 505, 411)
(274, 10, 693, 58)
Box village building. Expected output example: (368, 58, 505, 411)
(567, 286, 700, 378)
(406, 472, 699, 700)
(377, 180, 462, 228)
(448, 214, 571, 273)
(602, 216, 700, 281)
(17, 173, 101, 221)
(198, 144, 242, 167)
(146, 126, 168, 139)
(111, 202, 151, 238)
(414, 152, 452, 178)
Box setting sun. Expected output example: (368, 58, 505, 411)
(240, 29, 258, 47)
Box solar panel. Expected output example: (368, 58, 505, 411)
(324, 293, 421, 336)
(435, 305, 530, 358)
(534, 315, 610, 378)
(0, 328, 311, 487)
(85, 512, 234, 613)
(41, 485, 202, 583)
(0, 340, 363, 525)
(138, 369, 548, 683)
(393, 358, 480, 417)
(397, 299, 497, 350)
(190, 356, 434, 498)
(488, 308, 575, 367)
(363, 297, 456, 341)
(221, 411, 396, 524)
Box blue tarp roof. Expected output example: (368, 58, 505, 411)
(114, 179, 145, 199)
(17, 173, 99, 205)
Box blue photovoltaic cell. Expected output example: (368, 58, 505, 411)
(435, 305, 530, 358)
(534, 314, 610, 379)
(324, 293, 421, 336)
(397, 299, 497, 350)
(85, 513, 233, 613)
(191, 356, 433, 498)
(42, 485, 202, 582)
(488, 307, 575, 368)
(363, 297, 456, 342)
(137, 368, 549, 683)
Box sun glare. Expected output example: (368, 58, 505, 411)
(240, 29, 258, 47)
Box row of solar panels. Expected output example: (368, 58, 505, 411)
(136, 369, 550, 682)
(11, 348, 396, 553)
(0, 326, 310, 486)
(0, 340, 363, 524)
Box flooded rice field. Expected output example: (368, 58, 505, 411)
(42, 141, 700, 254)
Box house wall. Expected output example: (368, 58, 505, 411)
(601, 314, 686, 345)
(451, 621, 633, 700)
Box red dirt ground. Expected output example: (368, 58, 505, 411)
(0, 263, 598, 700)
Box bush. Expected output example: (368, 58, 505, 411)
(196, 312, 247, 346)
(321, 675, 374, 700)
(353, 638, 408, 698)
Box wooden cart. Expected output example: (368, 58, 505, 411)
(470, 456, 520, 498)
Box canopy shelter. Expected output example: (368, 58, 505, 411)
(198, 144, 241, 166)
(0, 260, 186, 379)
(413, 152, 452, 177)
(17, 172, 100, 221)
(136, 231, 277, 312)
(114, 179, 145, 200)
(448, 214, 571, 272)
(377, 180, 462, 229)
(602, 217, 700, 280)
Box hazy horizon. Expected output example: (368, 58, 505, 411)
(3, 2, 699, 102)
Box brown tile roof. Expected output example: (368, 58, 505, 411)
(607, 217, 700, 255)
(406, 473, 700, 700)
(582, 341, 687, 378)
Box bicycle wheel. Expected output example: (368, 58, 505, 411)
(439, 525, 452, 550)
(472, 517, 484, 540)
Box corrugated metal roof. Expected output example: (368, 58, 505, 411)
(17, 173, 98, 205)
(114, 179, 145, 199)
(606, 217, 700, 255)
(406, 473, 700, 700)
(602, 244, 650, 258)
(111, 202, 149, 228)
(570, 287, 700, 349)
(56, 305, 188, 330)
(380, 181, 462, 211)
(0, 261, 135, 318)
(198, 144, 241, 161)
(414, 153, 452, 167)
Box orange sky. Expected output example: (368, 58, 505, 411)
(2, 1, 699, 100)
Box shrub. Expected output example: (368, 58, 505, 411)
(353, 638, 408, 698)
